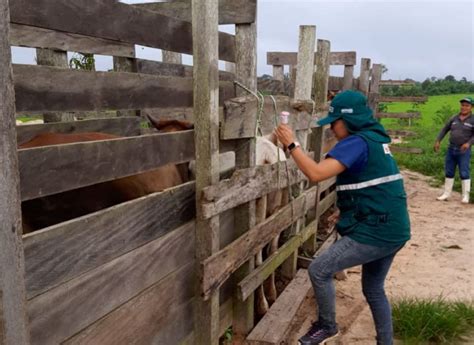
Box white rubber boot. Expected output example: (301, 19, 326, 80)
(461, 179, 471, 204)
(437, 178, 454, 201)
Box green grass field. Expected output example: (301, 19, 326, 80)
(379, 94, 473, 201)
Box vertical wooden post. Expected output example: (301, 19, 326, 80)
(225, 61, 236, 73)
(192, 1, 220, 344)
(359, 58, 371, 96)
(303, 39, 331, 254)
(162, 50, 183, 64)
(36, 48, 75, 122)
(232, 21, 258, 344)
(343, 65, 354, 90)
(369, 63, 382, 114)
(289, 65, 297, 97)
(272, 65, 284, 81)
(0, 0, 30, 343)
(281, 25, 316, 279)
(113, 56, 140, 118)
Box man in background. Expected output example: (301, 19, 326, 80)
(434, 96, 473, 204)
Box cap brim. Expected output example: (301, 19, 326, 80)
(317, 115, 339, 126)
(460, 98, 472, 104)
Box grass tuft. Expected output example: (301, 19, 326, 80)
(392, 297, 474, 344)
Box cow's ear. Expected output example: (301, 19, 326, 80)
(146, 114, 162, 130)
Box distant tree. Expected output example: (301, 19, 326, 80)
(444, 75, 456, 82)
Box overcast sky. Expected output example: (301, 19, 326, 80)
(11, 0, 473, 82)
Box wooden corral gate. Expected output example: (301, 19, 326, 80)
(1, 1, 387, 344)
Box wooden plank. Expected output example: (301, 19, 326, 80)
(358, 58, 371, 95)
(135, 0, 256, 25)
(330, 51, 357, 66)
(9, 0, 236, 62)
(201, 187, 318, 300)
(137, 58, 189, 77)
(370, 64, 383, 94)
(180, 298, 234, 344)
(273, 65, 284, 81)
(343, 65, 354, 90)
(294, 26, 316, 101)
(19, 130, 195, 200)
(201, 154, 313, 219)
(267, 51, 356, 66)
(66, 294, 233, 345)
(314, 40, 331, 107)
(375, 112, 420, 119)
(379, 96, 428, 103)
(163, 50, 183, 64)
(221, 95, 312, 139)
(380, 80, 416, 86)
(238, 217, 318, 301)
(386, 129, 417, 137)
(369, 64, 383, 111)
(232, 21, 258, 344)
(112, 55, 140, 117)
(390, 146, 423, 154)
(282, 25, 316, 281)
(246, 269, 311, 345)
(9, 23, 135, 58)
(136, 58, 235, 81)
(61, 262, 195, 345)
(328, 76, 344, 91)
(16, 117, 141, 145)
(0, 0, 30, 342)
(13, 65, 235, 112)
(28, 221, 195, 344)
(23, 182, 196, 299)
(36, 48, 76, 123)
(192, 1, 221, 344)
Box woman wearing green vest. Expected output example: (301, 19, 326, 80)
(275, 90, 410, 345)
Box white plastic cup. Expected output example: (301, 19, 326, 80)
(280, 111, 290, 124)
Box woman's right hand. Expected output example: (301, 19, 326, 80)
(434, 141, 440, 153)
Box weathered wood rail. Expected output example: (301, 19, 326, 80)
(0, 0, 392, 344)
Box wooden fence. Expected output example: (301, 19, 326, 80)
(0, 1, 388, 344)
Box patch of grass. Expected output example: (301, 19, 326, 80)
(379, 94, 474, 202)
(16, 115, 43, 122)
(392, 297, 474, 344)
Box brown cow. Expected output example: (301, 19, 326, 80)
(20, 119, 193, 232)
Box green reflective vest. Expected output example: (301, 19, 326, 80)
(335, 135, 411, 247)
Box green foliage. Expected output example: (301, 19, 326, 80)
(381, 76, 474, 97)
(434, 104, 457, 126)
(392, 297, 474, 344)
(69, 53, 95, 71)
(224, 327, 232, 341)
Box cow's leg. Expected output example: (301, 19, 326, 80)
(264, 186, 289, 305)
(255, 196, 269, 318)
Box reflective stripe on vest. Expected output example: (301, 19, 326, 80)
(336, 173, 403, 192)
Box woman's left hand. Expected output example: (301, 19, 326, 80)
(274, 124, 295, 148)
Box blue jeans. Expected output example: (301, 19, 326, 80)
(308, 236, 404, 345)
(445, 146, 471, 180)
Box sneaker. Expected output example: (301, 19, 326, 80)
(298, 321, 340, 345)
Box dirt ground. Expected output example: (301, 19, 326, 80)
(288, 170, 474, 344)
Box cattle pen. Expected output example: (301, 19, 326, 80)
(0, 1, 415, 344)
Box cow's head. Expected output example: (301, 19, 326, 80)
(146, 115, 194, 133)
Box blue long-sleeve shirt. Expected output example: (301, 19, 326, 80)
(436, 113, 474, 147)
